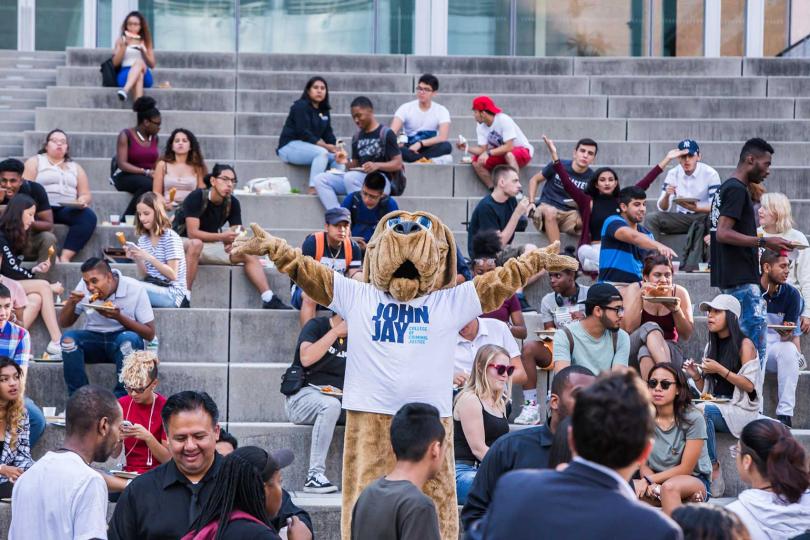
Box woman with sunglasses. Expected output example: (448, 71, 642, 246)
(727, 419, 810, 539)
(453, 344, 511, 504)
(683, 294, 760, 497)
(114, 96, 161, 218)
(635, 363, 711, 514)
(622, 254, 694, 379)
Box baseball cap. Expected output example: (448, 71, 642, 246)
(677, 139, 700, 156)
(699, 294, 741, 319)
(231, 446, 294, 482)
(472, 96, 502, 115)
(584, 283, 622, 306)
(325, 207, 351, 225)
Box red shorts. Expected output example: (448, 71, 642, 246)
(473, 146, 532, 170)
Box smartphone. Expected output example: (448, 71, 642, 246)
(121, 420, 134, 429)
(124, 241, 138, 249)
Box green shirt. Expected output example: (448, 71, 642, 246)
(552, 320, 630, 375)
(648, 406, 712, 480)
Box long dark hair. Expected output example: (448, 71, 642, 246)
(586, 166, 620, 198)
(740, 419, 810, 504)
(121, 10, 152, 49)
(300, 76, 331, 112)
(161, 128, 206, 173)
(190, 452, 270, 540)
(38, 129, 72, 162)
(0, 194, 36, 254)
(0, 356, 25, 452)
(671, 504, 751, 540)
(706, 309, 745, 376)
(648, 363, 694, 429)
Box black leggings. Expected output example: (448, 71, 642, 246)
(0, 480, 13, 499)
(401, 141, 453, 163)
(114, 172, 153, 217)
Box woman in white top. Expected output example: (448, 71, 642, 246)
(758, 192, 810, 333)
(151, 128, 206, 207)
(727, 419, 810, 540)
(111, 11, 156, 102)
(23, 129, 97, 263)
(125, 192, 189, 308)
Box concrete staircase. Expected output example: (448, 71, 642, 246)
(6, 49, 810, 538)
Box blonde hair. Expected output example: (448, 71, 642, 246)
(454, 344, 510, 415)
(134, 192, 172, 237)
(119, 350, 159, 388)
(760, 192, 794, 233)
(0, 359, 25, 451)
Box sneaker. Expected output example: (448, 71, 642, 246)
(798, 353, 807, 370)
(710, 467, 724, 498)
(304, 473, 338, 494)
(45, 340, 62, 360)
(513, 401, 540, 425)
(117, 89, 127, 101)
(262, 296, 292, 310)
(777, 415, 793, 427)
(431, 154, 454, 165)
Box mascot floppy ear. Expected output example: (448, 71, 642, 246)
(435, 220, 457, 290)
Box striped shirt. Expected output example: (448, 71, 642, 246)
(0, 321, 31, 368)
(137, 230, 189, 307)
(598, 215, 654, 284)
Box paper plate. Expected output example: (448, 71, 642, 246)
(643, 296, 678, 305)
(110, 470, 139, 480)
(768, 324, 798, 331)
(673, 197, 699, 205)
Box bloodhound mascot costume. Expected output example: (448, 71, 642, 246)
(233, 212, 578, 539)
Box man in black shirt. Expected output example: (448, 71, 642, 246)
(709, 138, 791, 364)
(180, 165, 290, 309)
(109, 391, 223, 539)
(0, 158, 57, 263)
(461, 366, 595, 532)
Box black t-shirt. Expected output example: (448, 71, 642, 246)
(216, 518, 281, 539)
(468, 194, 526, 257)
(709, 178, 758, 288)
(293, 316, 347, 389)
(352, 125, 400, 165)
(538, 159, 594, 210)
(181, 188, 242, 234)
(590, 194, 620, 242)
(13, 181, 51, 213)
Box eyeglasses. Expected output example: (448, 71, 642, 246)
(125, 378, 155, 394)
(216, 176, 238, 185)
(147, 119, 161, 127)
(416, 86, 434, 93)
(647, 378, 676, 391)
(488, 364, 515, 376)
(601, 306, 624, 316)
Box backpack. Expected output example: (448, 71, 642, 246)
(562, 326, 618, 370)
(172, 189, 231, 237)
(347, 191, 389, 226)
(352, 125, 407, 196)
(181, 511, 269, 540)
(313, 231, 353, 270)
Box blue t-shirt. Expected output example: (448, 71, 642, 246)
(341, 193, 399, 242)
(763, 282, 803, 344)
(456, 247, 473, 282)
(538, 159, 594, 210)
(598, 215, 654, 284)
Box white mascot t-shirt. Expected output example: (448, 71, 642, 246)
(329, 272, 482, 417)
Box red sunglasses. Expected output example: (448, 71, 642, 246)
(488, 364, 515, 376)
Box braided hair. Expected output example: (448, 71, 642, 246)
(190, 452, 270, 539)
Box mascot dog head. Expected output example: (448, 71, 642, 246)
(364, 210, 455, 302)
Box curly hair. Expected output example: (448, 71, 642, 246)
(118, 350, 158, 389)
(0, 357, 25, 452)
(134, 192, 172, 238)
(161, 128, 207, 174)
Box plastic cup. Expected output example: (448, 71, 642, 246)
(124, 215, 135, 226)
(43, 407, 56, 417)
(698, 262, 709, 272)
(110, 214, 121, 226)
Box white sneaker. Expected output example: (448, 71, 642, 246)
(513, 402, 540, 425)
(431, 154, 454, 165)
(117, 89, 127, 101)
(45, 340, 62, 359)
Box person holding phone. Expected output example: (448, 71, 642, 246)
(111, 10, 155, 101)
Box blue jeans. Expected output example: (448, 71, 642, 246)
(455, 462, 478, 504)
(24, 397, 44, 448)
(722, 283, 767, 367)
(277, 140, 338, 187)
(141, 281, 181, 308)
(52, 206, 97, 253)
(62, 330, 145, 397)
(703, 404, 731, 464)
(314, 170, 390, 209)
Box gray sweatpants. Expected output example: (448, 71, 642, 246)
(285, 386, 344, 476)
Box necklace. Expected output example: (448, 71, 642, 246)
(327, 242, 341, 261)
(135, 128, 152, 143)
(124, 396, 157, 467)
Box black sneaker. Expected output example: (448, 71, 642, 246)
(777, 415, 793, 427)
(303, 473, 338, 494)
(262, 296, 292, 310)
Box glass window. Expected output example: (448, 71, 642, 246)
(448, 0, 511, 56)
(35, 0, 83, 51)
(0, 2, 17, 50)
(97, 0, 113, 48)
(377, 0, 415, 54)
(651, 0, 703, 56)
(138, 0, 236, 52)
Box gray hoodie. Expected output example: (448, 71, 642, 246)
(727, 489, 810, 540)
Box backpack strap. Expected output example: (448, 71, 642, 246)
(562, 326, 575, 358)
(609, 331, 618, 370)
(343, 236, 353, 269)
(313, 232, 325, 262)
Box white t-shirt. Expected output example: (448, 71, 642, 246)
(394, 100, 451, 137)
(329, 273, 482, 416)
(476, 113, 534, 157)
(657, 162, 721, 214)
(454, 318, 520, 375)
(10, 450, 109, 540)
(539, 285, 590, 327)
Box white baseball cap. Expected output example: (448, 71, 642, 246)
(699, 294, 741, 319)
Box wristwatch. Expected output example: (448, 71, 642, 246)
(758, 237, 767, 248)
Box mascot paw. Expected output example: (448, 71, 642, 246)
(230, 223, 281, 257)
(526, 241, 579, 273)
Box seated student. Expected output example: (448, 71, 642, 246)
(314, 96, 402, 209)
(58, 258, 155, 397)
(453, 345, 511, 504)
(112, 11, 155, 101)
(636, 363, 711, 515)
(727, 419, 810, 539)
(758, 249, 803, 427)
(0, 158, 57, 264)
(216, 430, 238, 455)
(514, 267, 589, 425)
(527, 138, 597, 244)
(351, 402, 444, 540)
(552, 283, 630, 375)
(0, 357, 33, 497)
(293, 208, 362, 326)
(277, 76, 339, 194)
(284, 312, 347, 494)
(177, 163, 290, 310)
(113, 97, 161, 218)
(683, 294, 760, 498)
(621, 254, 694, 379)
(457, 96, 534, 190)
(126, 192, 190, 308)
(341, 171, 399, 246)
(598, 186, 677, 284)
(390, 73, 452, 164)
(455, 317, 524, 389)
(151, 128, 207, 206)
(23, 129, 97, 262)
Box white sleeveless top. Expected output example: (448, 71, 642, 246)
(122, 45, 142, 68)
(35, 154, 78, 206)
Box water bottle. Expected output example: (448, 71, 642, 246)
(146, 336, 159, 355)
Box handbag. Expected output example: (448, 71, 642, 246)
(100, 57, 118, 87)
(143, 274, 172, 287)
(280, 364, 306, 396)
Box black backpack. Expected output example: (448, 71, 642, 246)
(172, 189, 232, 237)
(352, 125, 407, 196)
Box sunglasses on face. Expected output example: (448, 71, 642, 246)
(125, 378, 155, 394)
(647, 378, 676, 390)
(488, 364, 515, 376)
